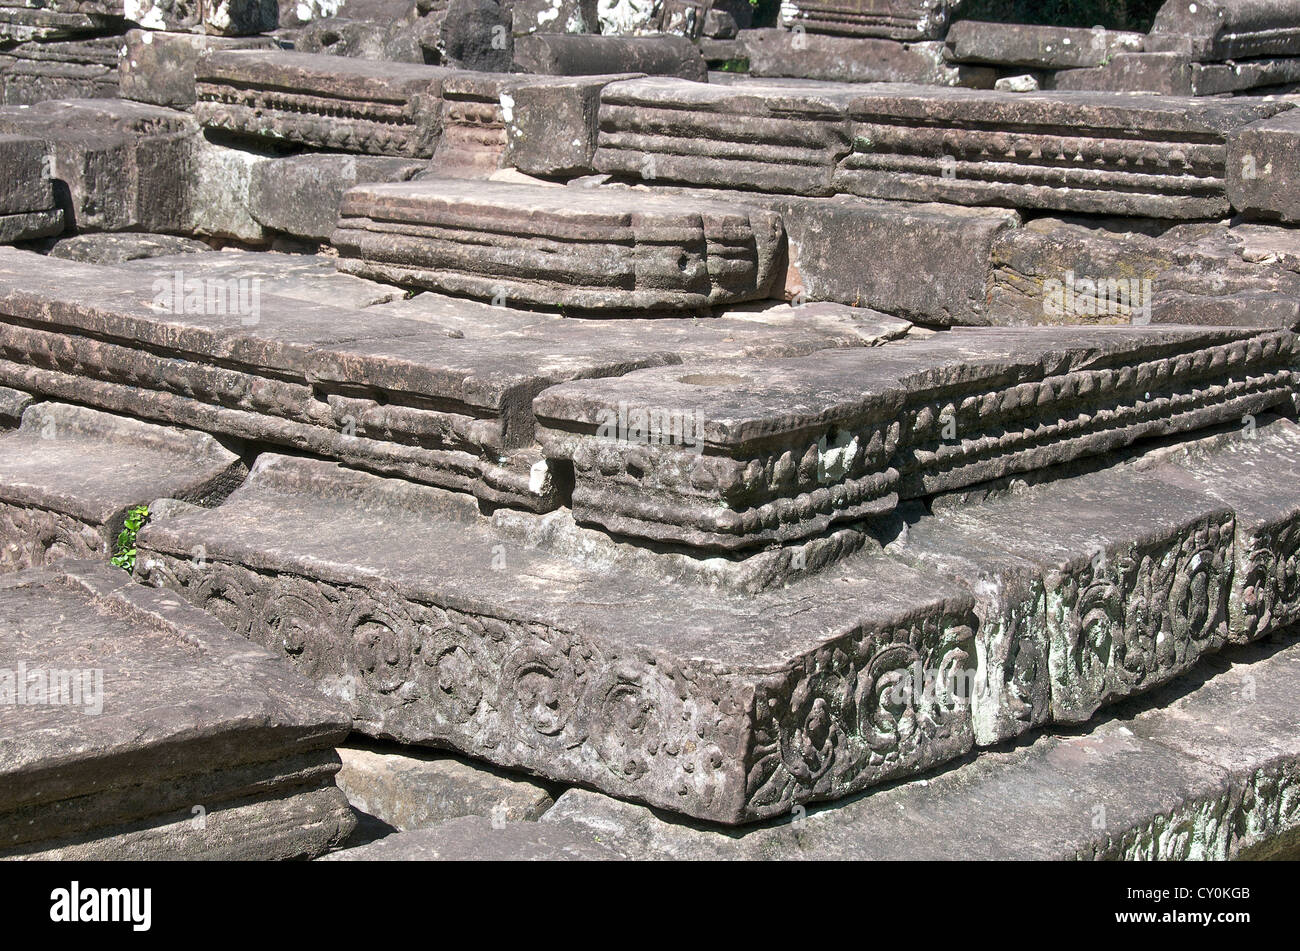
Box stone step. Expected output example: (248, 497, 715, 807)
(0, 247, 908, 512)
(534, 324, 1295, 550)
(330, 629, 1300, 860)
(332, 179, 786, 313)
(133, 450, 985, 824)
(0, 401, 243, 573)
(0, 559, 355, 859)
(0, 36, 123, 106)
(591, 77, 1290, 218)
(135, 417, 1300, 823)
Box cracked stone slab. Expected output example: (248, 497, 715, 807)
(336, 743, 554, 830)
(0, 559, 356, 859)
(0, 2, 122, 43)
(332, 179, 786, 313)
(986, 217, 1300, 329)
(135, 451, 981, 824)
(777, 0, 957, 41)
(48, 232, 210, 264)
(0, 402, 245, 573)
(534, 325, 1295, 550)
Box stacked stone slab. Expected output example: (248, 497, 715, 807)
(0, 559, 356, 859)
(534, 326, 1295, 549)
(0, 402, 243, 573)
(332, 180, 786, 312)
(0, 247, 911, 511)
(0, 134, 62, 243)
(589, 78, 1289, 219)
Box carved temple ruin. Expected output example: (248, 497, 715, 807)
(4, 0, 1300, 861)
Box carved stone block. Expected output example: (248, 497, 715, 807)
(1148, 0, 1300, 61)
(195, 50, 451, 158)
(332, 179, 786, 312)
(135, 452, 979, 824)
(778, 0, 956, 41)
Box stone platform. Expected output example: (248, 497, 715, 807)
(0, 559, 355, 859)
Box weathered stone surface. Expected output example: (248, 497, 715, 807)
(752, 192, 1017, 324)
(538, 720, 1236, 859)
(0, 402, 244, 573)
(136, 451, 981, 823)
(593, 77, 1287, 217)
(426, 71, 529, 177)
(119, 29, 278, 109)
(1045, 52, 1197, 94)
(250, 153, 429, 242)
(515, 32, 705, 81)
(595, 77, 862, 196)
(535, 326, 1295, 550)
(335, 743, 554, 830)
(47, 231, 210, 263)
(744, 29, 995, 86)
(195, 50, 451, 158)
(1148, 0, 1300, 61)
(438, 0, 513, 71)
(0, 559, 356, 859)
(987, 217, 1300, 328)
(332, 180, 786, 313)
(1142, 419, 1300, 645)
(0, 209, 63, 243)
(0, 133, 56, 212)
(836, 86, 1287, 219)
(0, 99, 197, 233)
(117, 249, 404, 309)
(0, 386, 32, 429)
(0, 36, 121, 105)
(294, 15, 420, 61)
(894, 465, 1235, 732)
(124, 0, 277, 36)
(1228, 107, 1300, 223)
(513, 0, 595, 35)
(1126, 633, 1300, 859)
(0, 1, 122, 43)
(503, 74, 639, 177)
(324, 816, 624, 859)
(778, 0, 955, 41)
(946, 20, 1145, 70)
(182, 137, 273, 243)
